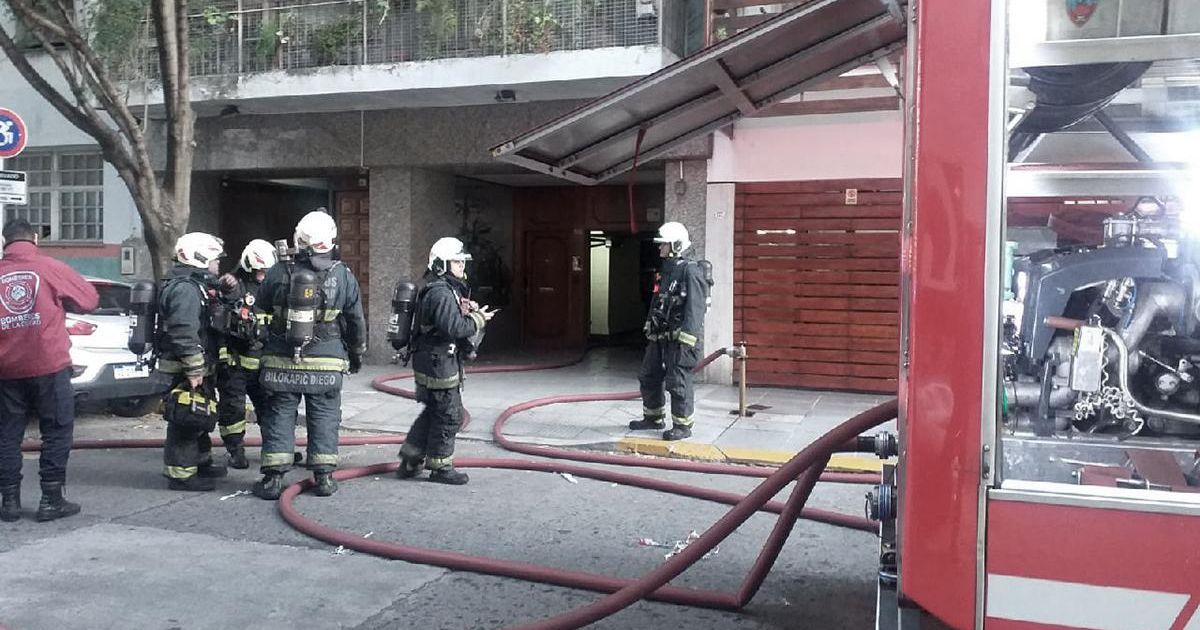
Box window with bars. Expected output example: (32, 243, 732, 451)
(3, 150, 104, 241)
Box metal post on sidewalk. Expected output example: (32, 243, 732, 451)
(728, 341, 749, 418)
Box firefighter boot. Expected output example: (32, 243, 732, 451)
(396, 454, 425, 479)
(168, 475, 216, 492)
(227, 445, 249, 470)
(1, 484, 20, 522)
(36, 482, 81, 522)
(662, 425, 693, 441)
(198, 461, 228, 478)
(252, 472, 286, 500)
(628, 416, 666, 431)
(429, 466, 470, 486)
(313, 471, 338, 497)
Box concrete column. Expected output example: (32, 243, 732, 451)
(365, 167, 458, 362)
(367, 167, 414, 362)
(407, 169, 458, 277)
(663, 159, 708, 259)
(665, 159, 727, 382)
(703, 182, 735, 385)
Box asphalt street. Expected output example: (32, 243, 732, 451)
(0, 413, 879, 630)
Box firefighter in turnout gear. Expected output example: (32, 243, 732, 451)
(214, 239, 277, 469)
(397, 237, 495, 485)
(631, 222, 710, 441)
(155, 232, 228, 491)
(252, 211, 367, 500)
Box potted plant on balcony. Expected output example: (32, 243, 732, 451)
(192, 5, 240, 74)
(310, 16, 363, 65)
(414, 0, 458, 59)
(252, 8, 295, 70)
(504, 0, 560, 54)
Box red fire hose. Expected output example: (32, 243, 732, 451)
(20, 347, 895, 629)
(276, 397, 896, 625)
(372, 349, 880, 485)
(273, 348, 894, 629)
(511, 400, 895, 630)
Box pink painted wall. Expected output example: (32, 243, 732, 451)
(707, 110, 904, 183)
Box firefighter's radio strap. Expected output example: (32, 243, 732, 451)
(164, 383, 219, 431)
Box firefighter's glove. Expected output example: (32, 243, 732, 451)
(348, 353, 363, 375)
(478, 306, 498, 322)
(218, 273, 239, 295)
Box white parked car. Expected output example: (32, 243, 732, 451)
(68, 278, 162, 416)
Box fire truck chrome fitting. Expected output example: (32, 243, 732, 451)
(866, 483, 896, 522)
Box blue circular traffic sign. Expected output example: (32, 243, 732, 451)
(0, 108, 28, 159)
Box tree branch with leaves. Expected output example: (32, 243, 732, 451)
(0, 0, 195, 278)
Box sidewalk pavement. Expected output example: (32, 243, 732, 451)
(339, 347, 897, 473)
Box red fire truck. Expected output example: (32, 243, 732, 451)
(891, 0, 1200, 628)
(494, 1, 1200, 628)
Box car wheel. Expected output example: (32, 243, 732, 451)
(109, 396, 161, 418)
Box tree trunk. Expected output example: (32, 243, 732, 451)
(134, 186, 183, 280)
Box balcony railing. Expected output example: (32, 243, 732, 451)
(126, 0, 691, 79)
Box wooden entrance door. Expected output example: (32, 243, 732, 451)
(734, 179, 902, 393)
(522, 231, 572, 345)
(335, 191, 370, 313)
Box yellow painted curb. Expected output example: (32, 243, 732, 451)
(717, 446, 791, 466)
(827, 454, 889, 473)
(616, 438, 727, 462)
(615, 438, 890, 472)
(719, 448, 886, 472)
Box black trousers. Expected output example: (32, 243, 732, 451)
(638, 340, 700, 426)
(400, 386, 463, 469)
(216, 363, 266, 448)
(259, 388, 342, 473)
(0, 368, 75, 487)
(162, 375, 217, 480)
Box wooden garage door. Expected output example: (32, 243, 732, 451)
(734, 179, 902, 393)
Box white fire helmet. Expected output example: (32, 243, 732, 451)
(174, 232, 225, 269)
(239, 239, 278, 273)
(294, 210, 337, 254)
(653, 221, 691, 255)
(428, 237, 472, 274)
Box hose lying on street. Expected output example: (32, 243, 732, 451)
(276, 348, 893, 628)
(277, 398, 896, 621)
(506, 400, 896, 630)
(20, 347, 895, 628)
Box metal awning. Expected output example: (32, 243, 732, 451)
(490, 0, 907, 184)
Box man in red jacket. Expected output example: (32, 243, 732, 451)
(0, 219, 98, 523)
